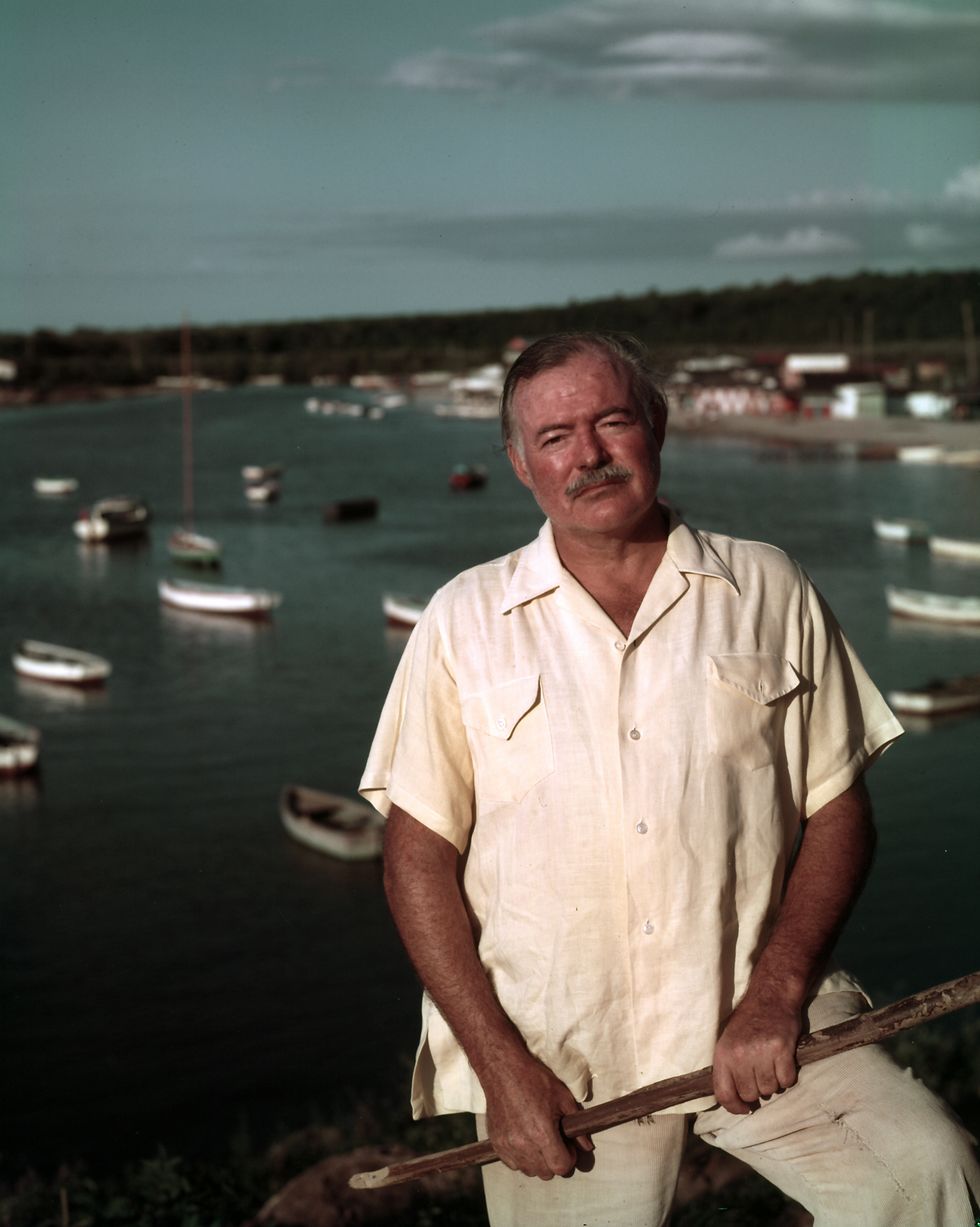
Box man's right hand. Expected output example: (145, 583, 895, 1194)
(484, 1052, 594, 1179)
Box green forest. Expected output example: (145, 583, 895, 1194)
(2, 267, 977, 398)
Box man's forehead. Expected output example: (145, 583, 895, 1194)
(513, 351, 631, 413)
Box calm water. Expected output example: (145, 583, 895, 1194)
(1, 389, 978, 1169)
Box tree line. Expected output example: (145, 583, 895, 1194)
(1, 267, 977, 396)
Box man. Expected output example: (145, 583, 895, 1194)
(361, 333, 978, 1226)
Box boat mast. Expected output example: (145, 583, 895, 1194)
(180, 314, 194, 531)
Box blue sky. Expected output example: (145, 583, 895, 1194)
(5, 0, 979, 333)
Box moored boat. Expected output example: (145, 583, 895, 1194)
(242, 464, 283, 483)
(449, 463, 488, 491)
(897, 445, 945, 465)
(872, 517, 929, 544)
(884, 586, 980, 626)
(928, 535, 980, 564)
(167, 528, 222, 567)
(382, 592, 428, 629)
(323, 497, 379, 523)
(279, 784, 384, 861)
(887, 674, 980, 717)
(33, 476, 79, 497)
(12, 639, 111, 686)
(168, 318, 223, 567)
(0, 715, 42, 776)
(158, 577, 281, 617)
(244, 479, 281, 504)
(73, 496, 151, 543)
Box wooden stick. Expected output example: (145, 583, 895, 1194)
(349, 969, 980, 1190)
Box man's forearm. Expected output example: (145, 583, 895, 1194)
(382, 804, 530, 1083)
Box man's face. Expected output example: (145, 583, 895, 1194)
(507, 350, 663, 543)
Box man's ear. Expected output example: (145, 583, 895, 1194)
(507, 441, 533, 490)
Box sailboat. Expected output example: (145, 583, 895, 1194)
(167, 317, 222, 566)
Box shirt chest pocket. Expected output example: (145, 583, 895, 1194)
(706, 653, 800, 770)
(460, 674, 555, 810)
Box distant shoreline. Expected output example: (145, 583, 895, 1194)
(669, 411, 980, 454)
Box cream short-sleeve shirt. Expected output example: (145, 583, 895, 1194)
(361, 515, 903, 1118)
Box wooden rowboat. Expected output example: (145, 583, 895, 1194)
(887, 674, 980, 717)
(12, 639, 111, 686)
(885, 586, 980, 626)
(0, 715, 41, 776)
(279, 784, 384, 861)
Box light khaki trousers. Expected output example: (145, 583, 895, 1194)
(478, 995, 980, 1227)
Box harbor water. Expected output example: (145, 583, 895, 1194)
(1, 388, 978, 1169)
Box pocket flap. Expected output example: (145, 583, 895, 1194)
(708, 653, 799, 705)
(460, 674, 542, 740)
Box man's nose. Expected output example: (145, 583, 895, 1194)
(575, 428, 609, 468)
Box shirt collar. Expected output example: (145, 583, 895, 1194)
(500, 508, 738, 615)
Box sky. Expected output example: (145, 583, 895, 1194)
(4, 0, 980, 333)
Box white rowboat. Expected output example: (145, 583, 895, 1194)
(872, 517, 929, 544)
(887, 675, 980, 717)
(382, 592, 428, 629)
(279, 784, 384, 861)
(885, 586, 980, 626)
(0, 715, 42, 776)
(929, 536, 980, 564)
(158, 577, 281, 617)
(33, 477, 78, 497)
(12, 639, 111, 686)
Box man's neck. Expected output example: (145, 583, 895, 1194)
(551, 506, 669, 637)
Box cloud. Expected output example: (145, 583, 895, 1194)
(715, 227, 859, 259)
(904, 222, 958, 251)
(385, 0, 980, 102)
(944, 162, 980, 203)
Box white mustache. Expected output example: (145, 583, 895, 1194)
(566, 463, 633, 497)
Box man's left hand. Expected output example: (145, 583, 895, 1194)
(711, 987, 802, 1115)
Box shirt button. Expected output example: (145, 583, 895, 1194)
(642, 920, 654, 935)
(629, 727, 641, 740)
(495, 717, 506, 730)
(635, 821, 648, 834)
(614, 640, 626, 652)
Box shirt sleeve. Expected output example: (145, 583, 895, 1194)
(798, 568, 904, 817)
(359, 597, 475, 852)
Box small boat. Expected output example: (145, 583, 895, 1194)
(158, 577, 281, 618)
(73, 495, 151, 543)
(382, 592, 428, 629)
(885, 586, 980, 626)
(279, 784, 384, 861)
(167, 528, 222, 567)
(897, 445, 945, 465)
(33, 476, 79, 497)
(242, 464, 283, 483)
(449, 464, 488, 491)
(12, 639, 111, 686)
(168, 318, 223, 567)
(0, 715, 42, 776)
(872, 517, 929, 544)
(942, 449, 980, 467)
(887, 674, 980, 717)
(244, 479, 281, 504)
(323, 497, 379, 523)
(929, 536, 980, 564)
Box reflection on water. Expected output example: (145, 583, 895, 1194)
(15, 674, 110, 710)
(887, 615, 980, 642)
(0, 772, 41, 811)
(159, 603, 273, 641)
(898, 710, 980, 736)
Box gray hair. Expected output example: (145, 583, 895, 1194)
(500, 332, 668, 451)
